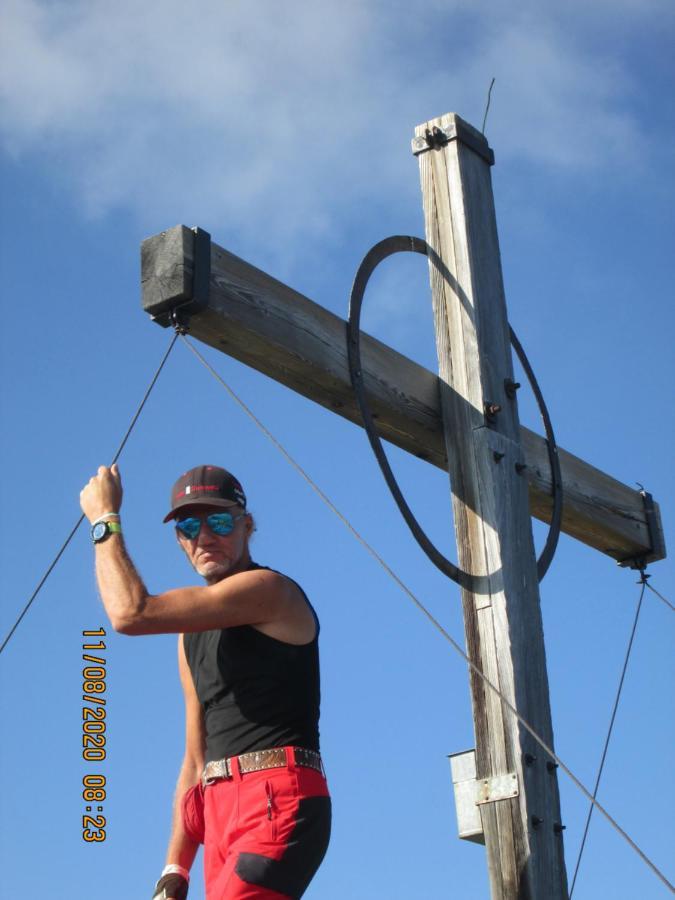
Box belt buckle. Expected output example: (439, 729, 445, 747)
(203, 757, 232, 786)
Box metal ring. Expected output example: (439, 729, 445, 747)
(346, 235, 562, 589)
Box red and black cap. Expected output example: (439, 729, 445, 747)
(163, 465, 247, 523)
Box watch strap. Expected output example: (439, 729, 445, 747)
(91, 520, 122, 543)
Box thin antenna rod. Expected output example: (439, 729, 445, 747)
(482, 77, 496, 134)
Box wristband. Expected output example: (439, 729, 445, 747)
(91, 512, 121, 527)
(161, 864, 190, 882)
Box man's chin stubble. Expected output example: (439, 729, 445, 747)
(196, 561, 232, 582)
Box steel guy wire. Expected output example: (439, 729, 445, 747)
(0, 332, 179, 657)
(180, 333, 674, 895)
(644, 579, 675, 613)
(569, 573, 647, 897)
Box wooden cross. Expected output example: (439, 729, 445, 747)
(140, 113, 665, 900)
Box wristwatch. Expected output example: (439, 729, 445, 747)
(91, 520, 122, 543)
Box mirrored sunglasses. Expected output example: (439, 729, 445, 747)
(175, 512, 245, 539)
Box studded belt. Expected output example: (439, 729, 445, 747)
(201, 746, 323, 788)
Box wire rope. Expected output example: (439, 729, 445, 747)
(180, 333, 673, 894)
(569, 574, 647, 897)
(645, 579, 675, 613)
(0, 332, 179, 657)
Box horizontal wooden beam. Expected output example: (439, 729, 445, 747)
(141, 225, 665, 566)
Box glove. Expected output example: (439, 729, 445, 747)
(151, 872, 189, 900)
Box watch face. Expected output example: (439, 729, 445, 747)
(92, 521, 108, 542)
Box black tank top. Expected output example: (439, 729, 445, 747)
(183, 564, 321, 762)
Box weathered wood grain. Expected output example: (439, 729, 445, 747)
(416, 111, 567, 899)
(141, 226, 664, 567)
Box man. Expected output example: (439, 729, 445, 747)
(80, 463, 331, 900)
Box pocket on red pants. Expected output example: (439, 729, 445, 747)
(235, 794, 331, 898)
(235, 769, 332, 898)
(182, 781, 206, 844)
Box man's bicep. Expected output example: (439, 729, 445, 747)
(178, 635, 205, 775)
(127, 569, 295, 635)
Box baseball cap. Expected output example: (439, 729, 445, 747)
(163, 465, 247, 523)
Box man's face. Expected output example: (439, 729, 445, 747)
(174, 505, 253, 583)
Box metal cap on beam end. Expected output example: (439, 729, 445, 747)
(412, 113, 495, 165)
(141, 224, 212, 328)
(615, 488, 667, 568)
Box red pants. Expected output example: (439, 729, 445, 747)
(195, 749, 331, 900)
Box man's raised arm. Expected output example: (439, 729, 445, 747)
(79, 465, 300, 636)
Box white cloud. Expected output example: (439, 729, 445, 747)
(0, 0, 384, 239)
(0, 0, 668, 246)
(462, 21, 638, 169)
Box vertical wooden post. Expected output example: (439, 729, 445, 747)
(413, 114, 568, 898)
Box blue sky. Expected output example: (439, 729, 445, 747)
(1, 2, 673, 898)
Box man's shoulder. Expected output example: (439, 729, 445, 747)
(243, 562, 308, 596)
(242, 564, 318, 643)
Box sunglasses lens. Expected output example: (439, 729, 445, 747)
(176, 513, 238, 538)
(176, 517, 201, 539)
(207, 513, 235, 535)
